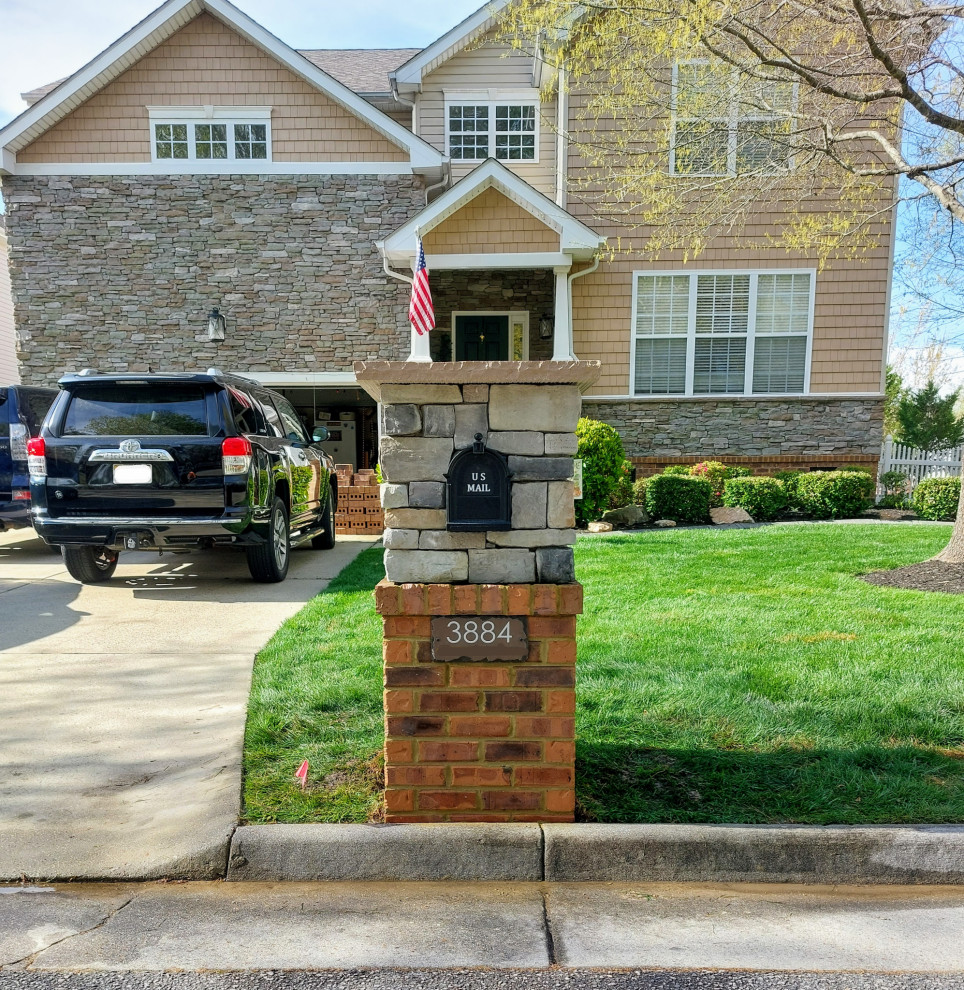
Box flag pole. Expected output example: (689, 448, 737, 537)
(407, 231, 434, 363)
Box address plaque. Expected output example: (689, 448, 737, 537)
(431, 616, 529, 662)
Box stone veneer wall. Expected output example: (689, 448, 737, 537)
(583, 397, 885, 467)
(429, 270, 554, 362)
(3, 174, 424, 382)
(379, 382, 579, 585)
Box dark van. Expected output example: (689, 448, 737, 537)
(0, 384, 59, 532)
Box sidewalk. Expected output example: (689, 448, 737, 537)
(0, 530, 376, 882)
(4, 880, 964, 972)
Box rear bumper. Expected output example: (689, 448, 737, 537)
(0, 499, 34, 532)
(33, 510, 258, 550)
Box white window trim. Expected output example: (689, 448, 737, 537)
(669, 61, 796, 177)
(629, 268, 816, 398)
(451, 310, 530, 360)
(444, 93, 540, 165)
(148, 106, 273, 164)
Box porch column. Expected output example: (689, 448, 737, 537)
(408, 325, 432, 362)
(552, 265, 573, 361)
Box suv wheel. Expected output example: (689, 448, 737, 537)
(62, 546, 119, 584)
(311, 487, 336, 550)
(247, 498, 290, 583)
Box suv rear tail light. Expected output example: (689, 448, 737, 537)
(222, 436, 252, 475)
(9, 422, 28, 461)
(26, 437, 47, 479)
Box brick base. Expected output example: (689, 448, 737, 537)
(374, 580, 581, 823)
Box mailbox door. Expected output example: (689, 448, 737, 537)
(455, 315, 509, 361)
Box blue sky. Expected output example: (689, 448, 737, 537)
(0, 0, 485, 128)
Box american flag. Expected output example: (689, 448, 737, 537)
(409, 237, 435, 336)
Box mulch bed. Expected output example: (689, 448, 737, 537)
(862, 560, 964, 594)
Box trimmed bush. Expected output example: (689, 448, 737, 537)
(607, 470, 635, 510)
(774, 470, 803, 509)
(645, 474, 712, 524)
(913, 475, 961, 521)
(722, 476, 788, 521)
(690, 461, 753, 506)
(632, 477, 648, 506)
(662, 464, 692, 476)
(575, 418, 627, 525)
(877, 470, 910, 509)
(795, 471, 875, 519)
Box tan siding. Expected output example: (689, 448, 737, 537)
(19, 13, 408, 164)
(564, 85, 892, 397)
(423, 188, 560, 254)
(417, 37, 557, 198)
(0, 232, 17, 383)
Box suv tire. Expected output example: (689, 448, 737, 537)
(62, 545, 119, 583)
(247, 497, 290, 583)
(311, 487, 336, 550)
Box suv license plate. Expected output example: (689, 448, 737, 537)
(113, 463, 152, 485)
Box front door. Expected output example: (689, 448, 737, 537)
(455, 315, 510, 361)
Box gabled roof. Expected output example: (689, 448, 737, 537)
(390, 0, 511, 92)
(0, 0, 444, 175)
(299, 49, 420, 96)
(380, 158, 606, 264)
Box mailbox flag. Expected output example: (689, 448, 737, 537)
(409, 237, 435, 336)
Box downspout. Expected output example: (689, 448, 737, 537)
(564, 254, 600, 361)
(555, 62, 568, 209)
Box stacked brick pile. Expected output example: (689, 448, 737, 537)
(375, 580, 580, 821)
(333, 464, 384, 536)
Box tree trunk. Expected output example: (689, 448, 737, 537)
(934, 456, 964, 563)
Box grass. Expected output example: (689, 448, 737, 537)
(242, 523, 964, 825)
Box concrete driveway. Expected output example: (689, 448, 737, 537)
(0, 528, 376, 881)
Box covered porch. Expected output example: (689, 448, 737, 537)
(378, 159, 606, 363)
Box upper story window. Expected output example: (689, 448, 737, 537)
(148, 106, 272, 164)
(670, 62, 794, 176)
(631, 270, 814, 397)
(446, 93, 538, 162)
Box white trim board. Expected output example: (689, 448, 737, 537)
(13, 162, 417, 177)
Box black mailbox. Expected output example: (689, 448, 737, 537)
(446, 433, 511, 531)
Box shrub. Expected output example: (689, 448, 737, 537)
(774, 470, 803, 509)
(645, 474, 712, 524)
(607, 469, 635, 510)
(690, 460, 753, 506)
(575, 418, 626, 525)
(912, 475, 961, 521)
(877, 470, 910, 509)
(632, 477, 648, 506)
(722, 476, 788, 521)
(795, 471, 875, 519)
(662, 464, 692, 476)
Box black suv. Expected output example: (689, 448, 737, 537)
(1, 384, 59, 532)
(29, 370, 337, 584)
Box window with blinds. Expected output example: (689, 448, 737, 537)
(632, 270, 812, 396)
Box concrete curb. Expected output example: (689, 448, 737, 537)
(228, 824, 544, 881)
(225, 823, 964, 885)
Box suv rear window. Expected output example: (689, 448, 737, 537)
(61, 384, 213, 437)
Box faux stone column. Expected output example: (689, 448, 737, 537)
(356, 359, 600, 823)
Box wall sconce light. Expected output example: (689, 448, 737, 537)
(539, 314, 554, 339)
(207, 306, 226, 341)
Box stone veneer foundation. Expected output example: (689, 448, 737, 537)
(357, 360, 599, 823)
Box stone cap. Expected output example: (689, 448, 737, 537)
(354, 361, 601, 401)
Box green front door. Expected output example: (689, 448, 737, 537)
(455, 315, 510, 361)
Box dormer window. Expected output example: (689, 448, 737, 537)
(148, 107, 271, 164)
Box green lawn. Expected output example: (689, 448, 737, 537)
(243, 523, 964, 825)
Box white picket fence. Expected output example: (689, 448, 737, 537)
(878, 437, 963, 492)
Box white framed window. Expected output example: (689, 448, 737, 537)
(445, 93, 538, 162)
(670, 62, 794, 176)
(630, 270, 814, 397)
(148, 106, 272, 164)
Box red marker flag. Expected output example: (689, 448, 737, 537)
(295, 759, 309, 790)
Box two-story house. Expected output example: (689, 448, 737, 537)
(0, 0, 889, 474)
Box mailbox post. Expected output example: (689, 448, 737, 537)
(356, 359, 600, 823)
